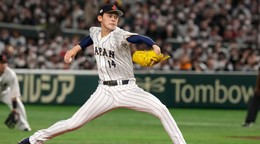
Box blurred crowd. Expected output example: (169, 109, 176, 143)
(0, 0, 259, 71)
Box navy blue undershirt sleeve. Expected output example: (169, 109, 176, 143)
(126, 35, 155, 47)
(79, 35, 93, 49)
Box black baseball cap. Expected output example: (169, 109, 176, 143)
(0, 54, 7, 63)
(99, 4, 123, 17)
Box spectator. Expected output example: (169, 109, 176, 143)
(0, 0, 258, 71)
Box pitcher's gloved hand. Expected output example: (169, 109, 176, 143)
(133, 50, 170, 67)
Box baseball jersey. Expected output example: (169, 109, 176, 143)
(0, 67, 21, 101)
(89, 26, 136, 81)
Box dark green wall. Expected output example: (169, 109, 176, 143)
(17, 71, 257, 109)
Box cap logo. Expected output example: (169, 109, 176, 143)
(99, 4, 123, 16)
(0, 54, 7, 63)
(112, 5, 117, 10)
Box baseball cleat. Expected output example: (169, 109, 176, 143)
(242, 122, 253, 127)
(18, 137, 30, 144)
(23, 128, 31, 132)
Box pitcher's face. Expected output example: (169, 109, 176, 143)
(98, 13, 119, 31)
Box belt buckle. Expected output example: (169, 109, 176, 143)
(108, 81, 113, 86)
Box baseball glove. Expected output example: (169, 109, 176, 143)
(132, 50, 170, 67)
(4, 111, 19, 129)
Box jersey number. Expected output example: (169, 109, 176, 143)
(108, 60, 116, 68)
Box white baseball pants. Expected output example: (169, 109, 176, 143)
(29, 82, 186, 144)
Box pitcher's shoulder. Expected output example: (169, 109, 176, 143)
(114, 27, 126, 33)
(89, 27, 101, 33)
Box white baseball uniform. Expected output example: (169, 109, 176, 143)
(29, 27, 186, 144)
(0, 66, 31, 131)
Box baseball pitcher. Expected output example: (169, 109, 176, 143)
(19, 4, 186, 144)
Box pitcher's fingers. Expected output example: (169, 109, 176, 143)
(64, 53, 72, 63)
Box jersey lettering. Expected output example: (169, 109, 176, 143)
(109, 51, 115, 58)
(95, 47, 115, 58)
(94, 47, 99, 55)
(102, 49, 108, 57)
(95, 47, 117, 68)
(108, 60, 116, 68)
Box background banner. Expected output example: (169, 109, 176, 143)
(16, 70, 257, 109)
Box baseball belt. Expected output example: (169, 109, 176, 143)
(101, 80, 129, 86)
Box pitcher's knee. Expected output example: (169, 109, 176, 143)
(153, 104, 170, 117)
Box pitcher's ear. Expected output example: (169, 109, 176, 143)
(97, 15, 102, 22)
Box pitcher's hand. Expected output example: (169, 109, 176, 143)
(64, 45, 81, 63)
